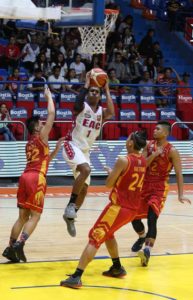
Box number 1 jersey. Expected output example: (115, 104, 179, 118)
(71, 102, 103, 152)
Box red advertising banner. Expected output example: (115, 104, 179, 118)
(185, 17, 193, 45)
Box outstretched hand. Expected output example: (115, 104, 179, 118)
(44, 87, 52, 99)
(85, 71, 91, 89)
(178, 195, 191, 204)
(55, 137, 66, 150)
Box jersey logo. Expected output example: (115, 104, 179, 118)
(84, 113, 91, 118)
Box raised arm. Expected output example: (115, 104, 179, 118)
(49, 137, 66, 162)
(102, 82, 115, 121)
(73, 71, 90, 114)
(40, 87, 55, 144)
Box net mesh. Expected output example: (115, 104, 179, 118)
(78, 10, 118, 54)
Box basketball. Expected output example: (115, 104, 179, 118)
(90, 68, 108, 88)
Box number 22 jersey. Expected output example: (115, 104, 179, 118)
(24, 135, 49, 176)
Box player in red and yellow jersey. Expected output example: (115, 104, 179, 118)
(60, 131, 147, 289)
(2, 88, 64, 263)
(131, 121, 191, 267)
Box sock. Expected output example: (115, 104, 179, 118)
(139, 233, 146, 238)
(71, 268, 84, 278)
(19, 232, 29, 244)
(67, 193, 78, 205)
(112, 257, 121, 269)
(9, 237, 17, 247)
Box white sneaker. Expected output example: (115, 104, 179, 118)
(63, 215, 76, 237)
(64, 203, 77, 219)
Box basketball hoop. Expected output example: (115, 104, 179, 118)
(78, 9, 119, 54)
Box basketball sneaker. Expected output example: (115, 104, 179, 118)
(102, 265, 127, 278)
(131, 237, 146, 252)
(60, 275, 82, 289)
(138, 248, 150, 267)
(64, 203, 77, 219)
(2, 246, 20, 263)
(63, 215, 76, 237)
(13, 241, 27, 262)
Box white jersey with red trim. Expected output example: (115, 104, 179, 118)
(71, 102, 103, 151)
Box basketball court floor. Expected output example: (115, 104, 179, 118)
(0, 185, 193, 300)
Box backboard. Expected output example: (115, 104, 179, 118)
(54, 0, 105, 27)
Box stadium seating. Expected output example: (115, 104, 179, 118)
(0, 91, 14, 109)
(17, 92, 35, 117)
(119, 109, 139, 137)
(10, 107, 28, 140)
(60, 92, 76, 110)
(55, 108, 73, 139)
(140, 109, 158, 139)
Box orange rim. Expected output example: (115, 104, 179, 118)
(105, 9, 119, 15)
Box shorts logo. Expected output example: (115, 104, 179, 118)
(92, 227, 106, 242)
(64, 142, 75, 160)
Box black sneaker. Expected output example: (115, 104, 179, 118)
(138, 248, 150, 267)
(60, 275, 82, 289)
(13, 242, 27, 262)
(131, 237, 146, 252)
(2, 246, 20, 263)
(102, 265, 127, 278)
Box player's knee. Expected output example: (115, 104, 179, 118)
(19, 214, 29, 224)
(81, 165, 91, 178)
(88, 227, 106, 249)
(132, 219, 145, 233)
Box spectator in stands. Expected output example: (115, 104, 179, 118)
(88, 54, 102, 71)
(28, 68, 46, 93)
(143, 57, 157, 81)
(65, 68, 80, 95)
(50, 37, 62, 63)
(173, 69, 192, 101)
(70, 53, 86, 82)
(34, 52, 50, 78)
(108, 68, 120, 93)
(156, 67, 176, 107)
(7, 68, 24, 101)
(48, 66, 66, 95)
(166, 0, 183, 31)
(50, 52, 68, 78)
(139, 71, 154, 96)
(21, 34, 40, 74)
(118, 14, 133, 33)
(127, 44, 142, 62)
(41, 36, 53, 62)
(5, 36, 20, 71)
(0, 76, 5, 91)
(122, 27, 135, 49)
(0, 103, 16, 141)
(108, 52, 126, 82)
(61, 48, 72, 68)
(150, 42, 164, 68)
(111, 40, 127, 61)
(125, 54, 143, 84)
(138, 29, 155, 57)
(0, 43, 6, 68)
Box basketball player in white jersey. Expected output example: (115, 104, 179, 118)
(63, 71, 115, 237)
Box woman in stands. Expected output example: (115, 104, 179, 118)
(0, 103, 16, 141)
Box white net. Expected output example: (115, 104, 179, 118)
(78, 9, 118, 54)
